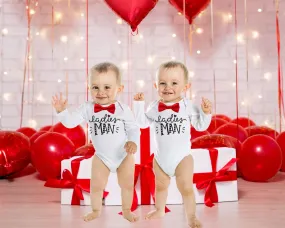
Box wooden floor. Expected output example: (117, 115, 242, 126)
(1, 166, 285, 228)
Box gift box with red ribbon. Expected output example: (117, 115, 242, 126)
(45, 156, 108, 206)
(192, 147, 238, 207)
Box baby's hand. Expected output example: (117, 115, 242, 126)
(134, 93, 144, 101)
(52, 92, 68, 113)
(124, 141, 137, 154)
(201, 97, 212, 114)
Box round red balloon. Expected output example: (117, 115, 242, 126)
(190, 127, 209, 141)
(191, 134, 235, 149)
(30, 131, 48, 145)
(245, 126, 279, 139)
(74, 144, 95, 157)
(31, 132, 74, 180)
(0, 131, 30, 177)
(231, 117, 256, 128)
(16, 127, 37, 138)
(214, 123, 248, 143)
(169, 0, 211, 24)
(276, 132, 285, 172)
(239, 135, 282, 182)
(105, 0, 158, 32)
(51, 123, 86, 149)
(39, 125, 52, 132)
(207, 117, 228, 133)
(212, 114, 231, 122)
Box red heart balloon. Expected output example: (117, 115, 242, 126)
(105, 0, 158, 32)
(169, 0, 211, 24)
(0, 131, 30, 178)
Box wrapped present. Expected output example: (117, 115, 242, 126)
(45, 156, 108, 206)
(192, 147, 238, 207)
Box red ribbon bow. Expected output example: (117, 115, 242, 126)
(193, 148, 237, 207)
(158, 102, 180, 113)
(45, 156, 109, 205)
(94, 103, 115, 114)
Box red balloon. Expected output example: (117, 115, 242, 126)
(191, 134, 235, 149)
(214, 123, 248, 143)
(245, 126, 279, 139)
(30, 131, 48, 145)
(276, 132, 285, 172)
(74, 144, 95, 156)
(16, 127, 37, 138)
(212, 114, 231, 122)
(231, 117, 256, 128)
(0, 131, 30, 177)
(105, 0, 158, 32)
(39, 125, 52, 131)
(239, 135, 282, 182)
(51, 123, 86, 149)
(169, 0, 211, 24)
(190, 126, 209, 141)
(31, 132, 74, 180)
(207, 117, 228, 133)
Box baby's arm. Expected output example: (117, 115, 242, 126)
(133, 93, 154, 128)
(187, 98, 212, 132)
(56, 104, 87, 128)
(123, 105, 140, 148)
(52, 93, 87, 128)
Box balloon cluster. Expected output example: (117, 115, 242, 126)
(192, 115, 284, 182)
(0, 123, 92, 179)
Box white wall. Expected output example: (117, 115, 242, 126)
(0, 0, 284, 131)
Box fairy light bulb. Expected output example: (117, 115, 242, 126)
(147, 56, 154, 64)
(36, 93, 45, 102)
(3, 93, 11, 101)
(136, 80, 145, 89)
(178, 12, 182, 15)
(58, 79, 62, 83)
(81, 13, 84, 17)
(171, 56, 176, 60)
(64, 57, 68, 61)
(36, 31, 40, 36)
(257, 8, 262, 12)
(233, 59, 237, 64)
(2, 28, 8, 35)
(117, 40, 121, 44)
(80, 58, 84, 62)
(258, 94, 262, 99)
(28, 119, 37, 128)
(3, 71, 8, 75)
(264, 72, 272, 81)
(196, 28, 203, 34)
(232, 82, 236, 87)
(30, 9, 35, 15)
(172, 34, 177, 38)
(61, 35, 68, 43)
(189, 71, 195, 78)
(197, 50, 201, 54)
(252, 31, 259, 39)
(117, 18, 123, 24)
(237, 34, 244, 43)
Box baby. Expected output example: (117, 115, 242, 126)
(133, 61, 212, 228)
(52, 62, 140, 222)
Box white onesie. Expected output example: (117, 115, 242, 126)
(56, 101, 140, 172)
(133, 98, 211, 177)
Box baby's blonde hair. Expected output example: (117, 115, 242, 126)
(89, 62, 121, 85)
(157, 61, 189, 83)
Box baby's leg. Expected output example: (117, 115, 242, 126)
(117, 154, 139, 223)
(175, 155, 201, 228)
(145, 159, 170, 220)
(83, 155, 110, 222)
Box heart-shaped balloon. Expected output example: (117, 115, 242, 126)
(169, 0, 211, 24)
(105, 0, 158, 32)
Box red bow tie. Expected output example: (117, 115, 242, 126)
(158, 102, 180, 112)
(94, 103, 115, 114)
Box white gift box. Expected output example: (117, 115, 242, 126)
(192, 147, 238, 205)
(61, 156, 92, 205)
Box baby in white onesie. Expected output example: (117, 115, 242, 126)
(52, 62, 140, 223)
(133, 61, 212, 228)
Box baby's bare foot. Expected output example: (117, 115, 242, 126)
(189, 216, 202, 228)
(145, 209, 165, 220)
(83, 210, 101, 222)
(122, 210, 139, 223)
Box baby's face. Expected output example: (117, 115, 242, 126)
(155, 67, 189, 103)
(89, 70, 123, 105)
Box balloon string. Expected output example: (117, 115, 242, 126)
(244, 0, 250, 127)
(128, 31, 132, 107)
(86, 0, 89, 143)
(188, 26, 193, 99)
(275, 0, 284, 132)
(210, 0, 216, 116)
(51, 2, 54, 125)
(234, 0, 239, 131)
